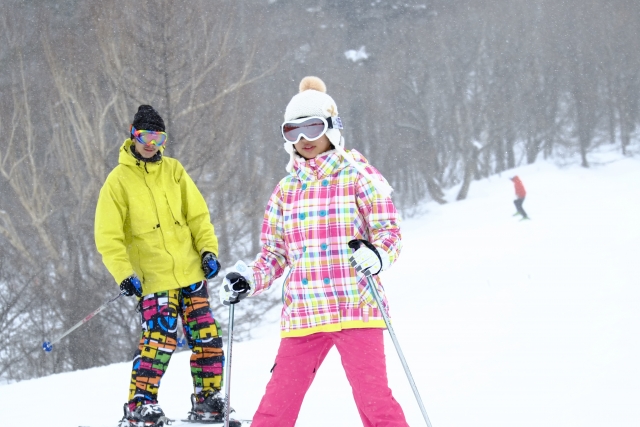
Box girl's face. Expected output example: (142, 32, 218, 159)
(294, 133, 332, 160)
(134, 140, 161, 159)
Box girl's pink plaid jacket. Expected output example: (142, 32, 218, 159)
(249, 149, 402, 338)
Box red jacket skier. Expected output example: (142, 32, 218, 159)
(511, 176, 526, 198)
(510, 175, 529, 219)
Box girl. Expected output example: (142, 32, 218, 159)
(220, 77, 409, 426)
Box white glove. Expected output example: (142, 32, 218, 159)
(348, 239, 389, 276)
(219, 261, 255, 306)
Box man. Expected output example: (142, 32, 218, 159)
(95, 105, 239, 427)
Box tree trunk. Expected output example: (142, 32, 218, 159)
(456, 144, 479, 201)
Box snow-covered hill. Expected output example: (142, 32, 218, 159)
(1, 149, 639, 427)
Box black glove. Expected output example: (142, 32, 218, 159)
(202, 252, 221, 279)
(219, 272, 252, 305)
(120, 275, 143, 297)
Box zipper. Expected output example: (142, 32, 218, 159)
(143, 171, 179, 284)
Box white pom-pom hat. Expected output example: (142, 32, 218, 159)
(283, 77, 343, 170)
(282, 77, 393, 197)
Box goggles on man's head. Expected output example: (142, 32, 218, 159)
(281, 116, 343, 144)
(130, 125, 167, 147)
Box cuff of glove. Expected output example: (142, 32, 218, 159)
(234, 261, 256, 296)
(375, 246, 391, 272)
(240, 276, 256, 297)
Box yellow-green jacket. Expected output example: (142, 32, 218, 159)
(95, 140, 218, 295)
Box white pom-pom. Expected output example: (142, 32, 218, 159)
(299, 76, 327, 93)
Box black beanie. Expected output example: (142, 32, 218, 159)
(132, 105, 165, 132)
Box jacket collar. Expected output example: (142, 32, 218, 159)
(118, 139, 164, 173)
(291, 149, 370, 182)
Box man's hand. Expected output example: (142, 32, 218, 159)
(120, 275, 143, 297)
(202, 252, 221, 279)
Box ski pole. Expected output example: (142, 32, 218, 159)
(42, 291, 125, 352)
(223, 302, 235, 427)
(349, 241, 433, 427)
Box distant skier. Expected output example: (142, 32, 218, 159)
(510, 175, 529, 219)
(219, 77, 409, 426)
(95, 105, 240, 427)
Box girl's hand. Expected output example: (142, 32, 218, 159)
(219, 272, 254, 306)
(348, 239, 383, 276)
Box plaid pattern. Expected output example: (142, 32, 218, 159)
(128, 282, 223, 410)
(251, 149, 402, 337)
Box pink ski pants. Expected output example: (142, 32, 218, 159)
(251, 328, 409, 427)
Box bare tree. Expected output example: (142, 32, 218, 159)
(2, 0, 640, 381)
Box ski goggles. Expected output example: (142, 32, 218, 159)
(281, 116, 343, 144)
(130, 125, 168, 147)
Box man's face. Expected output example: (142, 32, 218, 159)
(134, 139, 161, 158)
(131, 127, 166, 158)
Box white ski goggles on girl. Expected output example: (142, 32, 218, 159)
(281, 116, 343, 144)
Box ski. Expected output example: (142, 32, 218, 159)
(180, 419, 250, 426)
(79, 417, 175, 427)
(79, 420, 250, 427)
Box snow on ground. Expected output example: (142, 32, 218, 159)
(1, 148, 639, 427)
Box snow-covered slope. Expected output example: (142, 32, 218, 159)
(1, 150, 639, 427)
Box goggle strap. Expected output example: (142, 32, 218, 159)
(327, 116, 343, 130)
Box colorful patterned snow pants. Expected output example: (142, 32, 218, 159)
(252, 328, 409, 427)
(127, 281, 223, 410)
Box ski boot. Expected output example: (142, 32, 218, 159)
(186, 392, 242, 426)
(119, 402, 173, 427)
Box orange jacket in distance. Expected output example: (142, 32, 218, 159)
(511, 176, 526, 198)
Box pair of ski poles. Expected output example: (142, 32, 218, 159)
(221, 265, 434, 427)
(41, 289, 237, 427)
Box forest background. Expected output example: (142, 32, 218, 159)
(1, 0, 638, 381)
